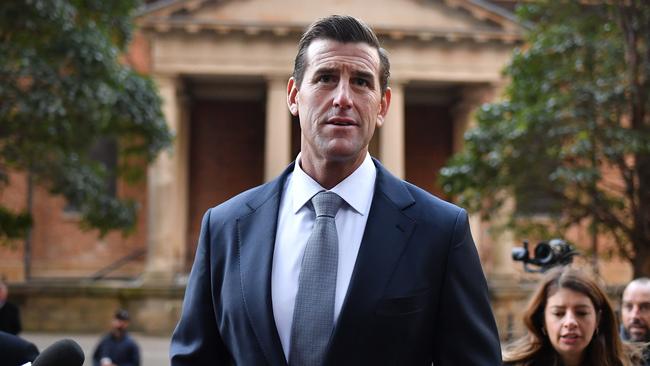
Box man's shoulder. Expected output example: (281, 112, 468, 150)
(93, 333, 112, 351)
(123, 334, 140, 348)
(373, 158, 464, 219)
(402, 180, 462, 212)
(98, 333, 113, 343)
(203, 177, 284, 224)
(398, 180, 467, 228)
(0, 301, 19, 312)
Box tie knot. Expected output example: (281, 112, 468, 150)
(311, 191, 343, 218)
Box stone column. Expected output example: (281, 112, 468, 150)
(143, 74, 188, 283)
(264, 76, 292, 181)
(380, 81, 405, 178)
(452, 84, 515, 279)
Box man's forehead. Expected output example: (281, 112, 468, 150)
(624, 283, 650, 300)
(305, 39, 380, 72)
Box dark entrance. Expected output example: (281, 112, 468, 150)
(404, 87, 455, 198)
(187, 83, 266, 268)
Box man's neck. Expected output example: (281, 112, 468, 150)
(299, 152, 367, 189)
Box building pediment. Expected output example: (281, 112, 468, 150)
(139, 0, 522, 43)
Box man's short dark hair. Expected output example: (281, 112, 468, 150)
(115, 309, 130, 321)
(292, 15, 390, 94)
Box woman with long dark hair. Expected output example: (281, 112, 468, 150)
(503, 266, 641, 366)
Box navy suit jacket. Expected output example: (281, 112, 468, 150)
(171, 160, 501, 365)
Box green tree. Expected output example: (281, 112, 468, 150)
(0, 0, 172, 240)
(440, 2, 650, 276)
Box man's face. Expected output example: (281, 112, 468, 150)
(622, 283, 650, 341)
(287, 39, 390, 171)
(111, 318, 129, 335)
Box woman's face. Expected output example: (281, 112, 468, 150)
(544, 288, 599, 366)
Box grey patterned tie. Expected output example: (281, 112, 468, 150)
(289, 191, 344, 366)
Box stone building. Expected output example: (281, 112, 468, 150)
(1, 0, 623, 338)
(137, 0, 523, 284)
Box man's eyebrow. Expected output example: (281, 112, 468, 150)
(352, 70, 375, 81)
(312, 67, 338, 75)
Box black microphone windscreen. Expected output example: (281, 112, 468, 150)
(32, 339, 85, 366)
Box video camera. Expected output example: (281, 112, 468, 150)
(511, 238, 578, 273)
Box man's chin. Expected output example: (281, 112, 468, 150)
(629, 330, 650, 342)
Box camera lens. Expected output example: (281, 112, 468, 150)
(534, 242, 553, 264)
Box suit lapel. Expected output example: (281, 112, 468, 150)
(238, 165, 293, 366)
(326, 160, 416, 363)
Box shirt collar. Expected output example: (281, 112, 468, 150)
(290, 153, 376, 215)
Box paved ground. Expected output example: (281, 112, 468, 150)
(22, 332, 170, 366)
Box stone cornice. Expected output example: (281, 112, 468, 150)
(137, 0, 523, 44)
(138, 17, 521, 44)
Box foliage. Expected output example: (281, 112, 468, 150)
(440, 1, 650, 275)
(0, 0, 172, 239)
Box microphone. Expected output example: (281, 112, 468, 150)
(31, 339, 84, 366)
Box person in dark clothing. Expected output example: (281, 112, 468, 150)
(0, 330, 39, 366)
(92, 309, 140, 366)
(0, 280, 21, 335)
(621, 278, 650, 366)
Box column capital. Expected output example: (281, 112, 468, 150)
(152, 72, 182, 87)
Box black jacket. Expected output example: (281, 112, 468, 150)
(0, 301, 21, 335)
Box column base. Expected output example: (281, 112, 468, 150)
(140, 269, 178, 285)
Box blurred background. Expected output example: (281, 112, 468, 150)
(1, 0, 648, 363)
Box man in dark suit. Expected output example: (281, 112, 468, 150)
(0, 331, 39, 366)
(171, 15, 501, 365)
(0, 280, 22, 335)
(621, 278, 650, 365)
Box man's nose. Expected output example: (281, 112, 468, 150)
(333, 81, 353, 109)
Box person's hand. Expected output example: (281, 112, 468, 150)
(100, 357, 116, 366)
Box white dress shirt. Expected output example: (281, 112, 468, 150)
(271, 153, 377, 360)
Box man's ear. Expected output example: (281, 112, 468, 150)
(376, 86, 392, 128)
(287, 77, 299, 116)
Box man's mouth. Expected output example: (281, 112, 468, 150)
(629, 320, 648, 331)
(327, 117, 357, 126)
(629, 325, 647, 333)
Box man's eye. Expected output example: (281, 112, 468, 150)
(318, 75, 334, 83)
(353, 78, 369, 87)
